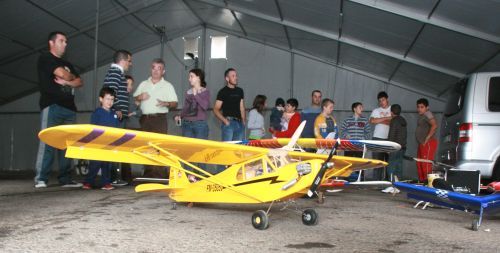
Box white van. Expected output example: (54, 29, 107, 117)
(438, 72, 500, 180)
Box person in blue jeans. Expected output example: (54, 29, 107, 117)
(82, 87, 120, 190)
(175, 69, 211, 180)
(213, 68, 245, 173)
(35, 31, 84, 188)
(213, 68, 246, 142)
(382, 104, 407, 194)
(176, 69, 210, 140)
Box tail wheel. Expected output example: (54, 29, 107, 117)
(302, 209, 318, 226)
(252, 210, 269, 230)
(472, 219, 480, 231)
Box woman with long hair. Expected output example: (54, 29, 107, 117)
(175, 69, 210, 182)
(176, 68, 210, 140)
(247, 95, 267, 140)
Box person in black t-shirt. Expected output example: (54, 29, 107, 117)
(34, 31, 83, 189)
(213, 68, 246, 142)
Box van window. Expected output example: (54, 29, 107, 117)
(444, 78, 468, 116)
(488, 77, 500, 112)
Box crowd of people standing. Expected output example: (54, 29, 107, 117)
(34, 31, 439, 190)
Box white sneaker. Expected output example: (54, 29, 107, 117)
(391, 187, 400, 194)
(35, 181, 47, 188)
(61, 181, 83, 188)
(381, 186, 394, 193)
(111, 180, 128, 186)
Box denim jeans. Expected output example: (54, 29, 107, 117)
(182, 120, 209, 173)
(35, 104, 76, 184)
(215, 119, 243, 174)
(221, 119, 244, 141)
(182, 120, 209, 139)
(387, 149, 405, 181)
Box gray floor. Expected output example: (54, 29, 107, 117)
(1, 179, 500, 253)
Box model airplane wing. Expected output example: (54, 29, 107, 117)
(394, 182, 500, 213)
(394, 182, 500, 230)
(39, 124, 386, 174)
(38, 124, 268, 166)
(237, 138, 401, 153)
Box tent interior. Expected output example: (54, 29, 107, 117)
(1, 0, 499, 178)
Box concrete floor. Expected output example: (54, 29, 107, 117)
(1, 179, 500, 253)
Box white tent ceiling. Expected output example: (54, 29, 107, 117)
(1, 0, 499, 105)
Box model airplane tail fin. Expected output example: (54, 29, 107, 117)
(282, 121, 306, 151)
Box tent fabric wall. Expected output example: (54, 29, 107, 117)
(0, 28, 445, 180)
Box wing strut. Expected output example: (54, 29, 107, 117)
(134, 142, 264, 203)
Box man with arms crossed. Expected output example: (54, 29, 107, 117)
(35, 31, 83, 188)
(369, 91, 392, 180)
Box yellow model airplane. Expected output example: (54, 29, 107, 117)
(39, 124, 387, 229)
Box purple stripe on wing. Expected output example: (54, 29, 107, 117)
(77, 128, 105, 143)
(107, 132, 136, 147)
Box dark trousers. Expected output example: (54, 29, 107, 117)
(85, 161, 112, 185)
(140, 114, 169, 178)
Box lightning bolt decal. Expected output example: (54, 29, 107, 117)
(233, 176, 284, 187)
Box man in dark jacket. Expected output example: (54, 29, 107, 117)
(382, 104, 407, 193)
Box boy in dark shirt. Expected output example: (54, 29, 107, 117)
(382, 104, 407, 194)
(82, 87, 120, 190)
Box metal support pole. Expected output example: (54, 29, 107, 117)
(290, 52, 294, 98)
(92, 0, 100, 108)
(160, 32, 165, 60)
(201, 25, 206, 70)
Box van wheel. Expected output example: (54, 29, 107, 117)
(492, 159, 500, 181)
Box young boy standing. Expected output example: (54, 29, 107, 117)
(415, 98, 438, 183)
(341, 102, 371, 157)
(382, 104, 407, 194)
(82, 87, 120, 190)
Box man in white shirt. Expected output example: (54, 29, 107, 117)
(369, 91, 392, 180)
(133, 58, 178, 178)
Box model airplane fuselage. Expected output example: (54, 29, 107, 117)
(137, 156, 326, 204)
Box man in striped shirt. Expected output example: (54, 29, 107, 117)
(341, 102, 371, 181)
(341, 102, 371, 157)
(103, 49, 132, 126)
(102, 50, 132, 186)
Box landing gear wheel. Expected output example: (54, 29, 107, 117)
(302, 209, 318, 226)
(252, 210, 269, 230)
(472, 219, 479, 231)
